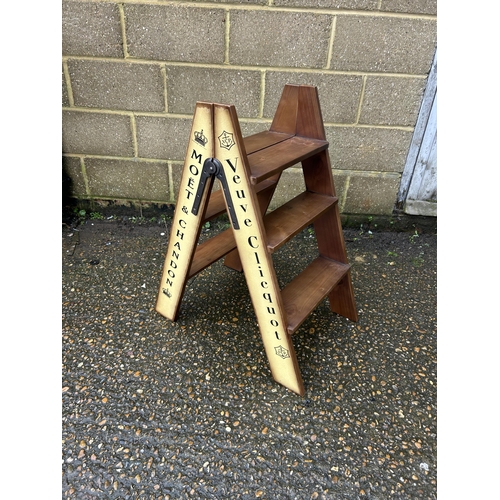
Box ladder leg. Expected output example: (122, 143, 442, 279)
(156, 102, 215, 321)
(327, 269, 358, 322)
(215, 103, 305, 396)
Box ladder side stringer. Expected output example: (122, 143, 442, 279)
(270, 83, 300, 135)
(155, 102, 215, 321)
(297, 86, 358, 323)
(296, 85, 328, 141)
(214, 102, 305, 396)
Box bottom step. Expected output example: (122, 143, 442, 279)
(188, 229, 236, 278)
(281, 256, 350, 335)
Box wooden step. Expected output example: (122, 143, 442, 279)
(248, 136, 328, 185)
(188, 228, 236, 278)
(244, 130, 293, 155)
(281, 256, 351, 335)
(264, 192, 337, 252)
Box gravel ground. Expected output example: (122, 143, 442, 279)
(62, 216, 437, 499)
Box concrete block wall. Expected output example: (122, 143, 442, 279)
(62, 0, 436, 215)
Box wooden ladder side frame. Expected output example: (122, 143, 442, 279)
(214, 103, 305, 396)
(296, 86, 358, 322)
(155, 102, 215, 321)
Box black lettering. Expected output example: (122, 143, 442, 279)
(248, 236, 259, 248)
(226, 158, 238, 173)
(233, 175, 241, 184)
(191, 150, 203, 164)
(170, 260, 177, 269)
(263, 293, 273, 303)
(176, 229, 184, 240)
(166, 278, 173, 287)
(267, 307, 276, 315)
(187, 177, 195, 189)
(174, 241, 181, 250)
(244, 218, 252, 227)
(270, 319, 279, 327)
(179, 219, 187, 229)
(185, 189, 193, 199)
(275, 331, 281, 340)
(240, 204, 248, 213)
(172, 250, 179, 260)
(168, 269, 175, 278)
(236, 190, 246, 199)
(261, 281, 268, 289)
(189, 164, 199, 176)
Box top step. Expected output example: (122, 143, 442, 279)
(245, 132, 328, 185)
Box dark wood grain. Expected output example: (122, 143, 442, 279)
(264, 192, 337, 252)
(188, 228, 236, 278)
(248, 136, 328, 185)
(281, 256, 351, 334)
(270, 84, 299, 135)
(244, 130, 293, 155)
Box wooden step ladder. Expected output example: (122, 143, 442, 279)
(156, 84, 357, 396)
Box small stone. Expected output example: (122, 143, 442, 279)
(262, 427, 268, 434)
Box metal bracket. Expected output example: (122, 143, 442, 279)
(191, 158, 240, 230)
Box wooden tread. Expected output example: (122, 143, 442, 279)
(281, 256, 351, 335)
(264, 192, 337, 252)
(244, 130, 293, 155)
(248, 136, 328, 185)
(188, 228, 236, 278)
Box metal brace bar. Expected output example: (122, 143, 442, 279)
(191, 158, 240, 230)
